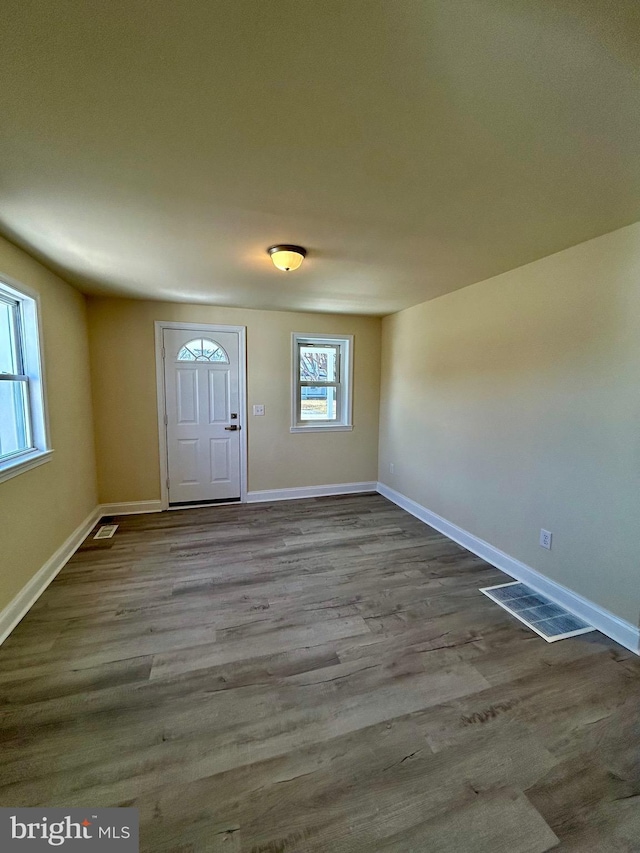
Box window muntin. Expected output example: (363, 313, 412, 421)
(177, 338, 229, 363)
(0, 278, 50, 482)
(292, 334, 353, 431)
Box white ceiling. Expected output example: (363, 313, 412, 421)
(1, 1, 639, 315)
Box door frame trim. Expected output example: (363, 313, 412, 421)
(154, 321, 248, 510)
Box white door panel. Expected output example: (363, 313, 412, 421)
(208, 371, 229, 423)
(177, 438, 200, 483)
(176, 368, 199, 423)
(164, 328, 241, 504)
(210, 437, 231, 482)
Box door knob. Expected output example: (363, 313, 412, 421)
(224, 425, 240, 431)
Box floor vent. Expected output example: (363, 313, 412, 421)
(94, 524, 118, 540)
(480, 581, 595, 642)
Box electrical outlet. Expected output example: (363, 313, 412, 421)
(540, 529, 552, 550)
(252, 404, 265, 416)
(389, 462, 394, 474)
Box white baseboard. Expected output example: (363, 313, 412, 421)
(377, 482, 640, 655)
(0, 501, 162, 646)
(0, 507, 102, 646)
(247, 481, 378, 503)
(98, 500, 163, 516)
(8, 485, 635, 657)
(0, 487, 374, 645)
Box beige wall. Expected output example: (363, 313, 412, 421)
(87, 299, 381, 502)
(4, 219, 637, 630)
(379, 222, 640, 626)
(0, 237, 98, 613)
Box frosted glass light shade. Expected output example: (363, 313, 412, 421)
(267, 245, 306, 272)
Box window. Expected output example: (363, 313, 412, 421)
(291, 333, 353, 432)
(0, 278, 50, 483)
(176, 338, 229, 363)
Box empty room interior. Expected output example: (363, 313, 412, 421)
(1, 2, 639, 851)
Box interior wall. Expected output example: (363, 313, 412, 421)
(87, 298, 381, 502)
(379, 222, 640, 626)
(0, 236, 98, 613)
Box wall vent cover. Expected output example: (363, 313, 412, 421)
(480, 581, 595, 642)
(94, 524, 118, 540)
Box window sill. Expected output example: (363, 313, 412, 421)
(290, 425, 353, 434)
(0, 449, 53, 484)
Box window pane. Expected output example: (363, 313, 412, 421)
(0, 380, 30, 459)
(299, 345, 337, 382)
(177, 338, 229, 363)
(0, 299, 18, 375)
(300, 386, 337, 420)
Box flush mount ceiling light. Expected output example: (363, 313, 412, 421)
(267, 244, 307, 272)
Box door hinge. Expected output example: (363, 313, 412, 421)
(162, 347, 166, 360)
(166, 477, 170, 490)
(164, 413, 168, 426)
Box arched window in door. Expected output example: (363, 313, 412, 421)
(176, 338, 229, 363)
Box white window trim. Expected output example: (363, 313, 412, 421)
(0, 275, 52, 484)
(291, 332, 354, 433)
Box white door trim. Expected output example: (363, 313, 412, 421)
(154, 321, 248, 509)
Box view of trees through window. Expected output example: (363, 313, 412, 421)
(299, 344, 338, 420)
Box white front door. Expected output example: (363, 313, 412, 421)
(163, 327, 242, 504)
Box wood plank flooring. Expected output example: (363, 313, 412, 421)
(0, 494, 639, 851)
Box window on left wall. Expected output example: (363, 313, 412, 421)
(0, 277, 51, 483)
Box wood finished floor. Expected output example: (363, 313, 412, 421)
(1, 494, 639, 852)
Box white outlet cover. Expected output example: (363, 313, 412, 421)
(253, 404, 265, 416)
(540, 529, 552, 549)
